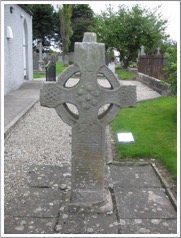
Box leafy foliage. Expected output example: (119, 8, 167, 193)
(163, 46, 177, 95)
(24, 4, 59, 48)
(69, 4, 94, 51)
(90, 4, 169, 68)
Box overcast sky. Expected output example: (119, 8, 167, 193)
(88, 1, 180, 42)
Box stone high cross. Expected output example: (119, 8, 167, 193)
(38, 42, 44, 71)
(40, 32, 136, 210)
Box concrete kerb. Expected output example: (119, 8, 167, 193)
(151, 163, 177, 211)
(111, 161, 177, 211)
(4, 98, 39, 141)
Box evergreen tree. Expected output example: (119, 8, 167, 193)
(69, 4, 94, 51)
(24, 4, 57, 48)
(58, 4, 73, 55)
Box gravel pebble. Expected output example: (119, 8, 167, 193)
(4, 103, 72, 204)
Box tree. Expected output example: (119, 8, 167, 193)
(58, 4, 73, 55)
(69, 4, 94, 51)
(91, 4, 169, 68)
(24, 4, 58, 49)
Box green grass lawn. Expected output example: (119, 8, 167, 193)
(56, 61, 66, 75)
(115, 68, 135, 80)
(111, 96, 177, 180)
(33, 62, 66, 79)
(33, 63, 134, 80)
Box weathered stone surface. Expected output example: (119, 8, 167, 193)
(56, 211, 118, 234)
(111, 164, 162, 188)
(4, 216, 56, 234)
(118, 218, 177, 234)
(111, 165, 177, 220)
(114, 187, 176, 219)
(40, 32, 136, 209)
(5, 187, 64, 217)
(27, 165, 70, 188)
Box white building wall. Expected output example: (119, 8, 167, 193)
(4, 4, 33, 95)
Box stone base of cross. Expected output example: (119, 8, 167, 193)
(40, 32, 137, 212)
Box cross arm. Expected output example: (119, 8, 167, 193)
(40, 82, 76, 108)
(100, 85, 137, 108)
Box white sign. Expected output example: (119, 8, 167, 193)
(117, 132, 135, 143)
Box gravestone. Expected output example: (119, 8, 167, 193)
(50, 54, 57, 64)
(33, 51, 39, 70)
(40, 32, 136, 211)
(63, 54, 69, 67)
(46, 62, 56, 81)
(45, 54, 57, 81)
(140, 45, 146, 55)
(156, 47, 161, 55)
(108, 62, 115, 73)
(58, 55, 63, 62)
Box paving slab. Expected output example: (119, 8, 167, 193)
(5, 187, 64, 217)
(4, 216, 57, 234)
(118, 218, 177, 234)
(114, 187, 176, 219)
(27, 165, 71, 188)
(111, 164, 162, 188)
(56, 211, 118, 234)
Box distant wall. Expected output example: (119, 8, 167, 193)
(136, 72, 171, 96)
(4, 4, 33, 95)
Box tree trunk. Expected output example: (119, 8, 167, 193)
(122, 58, 129, 68)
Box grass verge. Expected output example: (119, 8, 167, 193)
(111, 96, 177, 180)
(115, 68, 135, 80)
(33, 73, 44, 78)
(56, 61, 66, 75)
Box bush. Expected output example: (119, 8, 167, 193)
(163, 47, 177, 95)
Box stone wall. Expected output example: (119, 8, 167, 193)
(136, 72, 171, 96)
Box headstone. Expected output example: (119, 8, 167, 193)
(33, 51, 39, 70)
(140, 45, 146, 55)
(156, 47, 161, 55)
(63, 54, 69, 67)
(46, 61, 56, 81)
(43, 57, 49, 66)
(40, 32, 137, 211)
(58, 55, 63, 62)
(38, 42, 45, 71)
(50, 54, 57, 64)
(108, 62, 115, 73)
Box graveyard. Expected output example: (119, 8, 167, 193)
(3, 31, 177, 235)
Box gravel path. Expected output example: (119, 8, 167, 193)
(4, 80, 161, 204)
(4, 104, 72, 203)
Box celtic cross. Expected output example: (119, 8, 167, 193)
(40, 32, 136, 211)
